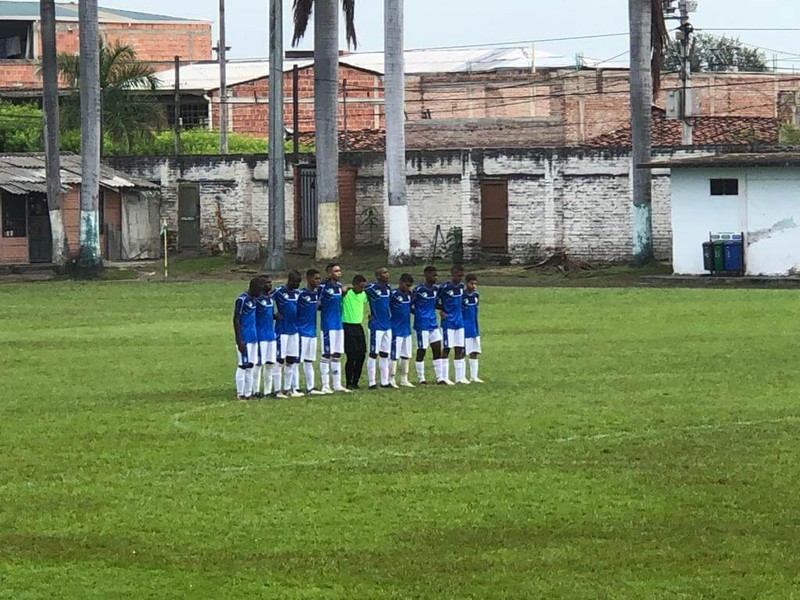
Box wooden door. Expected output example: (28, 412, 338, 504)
(28, 195, 52, 263)
(480, 179, 508, 253)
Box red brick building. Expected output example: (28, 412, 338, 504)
(0, 2, 210, 92)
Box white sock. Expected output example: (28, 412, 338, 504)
(263, 364, 273, 394)
(331, 359, 342, 390)
(320, 358, 330, 390)
(273, 363, 283, 393)
(284, 363, 297, 392)
(379, 357, 390, 386)
(367, 357, 377, 386)
(455, 359, 466, 382)
(415, 361, 426, 382)
(251, 364, 262, 395)
(469, 358, 479, 380)
(442, 359, 451, 382)
(235, 367, 246, 396)
(243, 368, 253, 397)
(389, 360, 397, 382)
(433, 359, 443, 382)
(400, 358, 409, 383)
(304, 361, 315, 392)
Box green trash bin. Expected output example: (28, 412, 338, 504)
(712, 241, 725, 272)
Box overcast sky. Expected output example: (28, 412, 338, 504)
(97, 0, 800, 70)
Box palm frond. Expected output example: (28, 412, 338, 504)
(651, 0, 669, 93)
(342, 0, 357, 49)
(292, 0, 314, 46)
(56, 52, 80, 88)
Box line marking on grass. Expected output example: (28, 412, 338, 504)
(171, 402, 261, 443)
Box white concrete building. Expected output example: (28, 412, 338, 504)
(650, 153, 800, 276)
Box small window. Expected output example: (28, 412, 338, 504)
(2, 196, 26, 238)
(710, 178, 739, 196)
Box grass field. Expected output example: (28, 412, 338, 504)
(2, 281, 800, 599)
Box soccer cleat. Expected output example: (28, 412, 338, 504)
(253, 393, 264, 399)
(418, 380, 428, 385)
(400, 380, 416, 388)
(471, 377, 485, 384)
(456, 379, 471, 385)
(437, 379, 455, 386)
(368, 385, 378, 390)
(307, 389, 325, 396)
(335, 387, 353, 394)
(381, 384, 394, 389)
(237, 395, 247, 401)
(320, 386, 334, 395)
(274, 391, 288, 399)
(289, 390, 305, 398)
(388, 381, 400, 389)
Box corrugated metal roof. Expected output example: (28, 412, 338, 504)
(0, 2, 203, 22)
(0, 153, 157, 195)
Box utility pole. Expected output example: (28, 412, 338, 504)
(678, 0, 698, 145)
(266, 0, 286, 271)
(174, 56, 182, 155)
(216, 0, 229, 154)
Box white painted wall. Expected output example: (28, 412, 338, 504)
(672, 167, 800, 276)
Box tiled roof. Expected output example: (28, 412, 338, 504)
(0, 2, 201, 22)
(299, 129, 386, 152)
(586, 109, 781, 148)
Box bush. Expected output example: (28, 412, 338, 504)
(0, 102, 44, 152)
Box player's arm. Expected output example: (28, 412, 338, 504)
(233, 298, 245, 351)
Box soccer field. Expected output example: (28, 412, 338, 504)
(2, 281, 800, 599)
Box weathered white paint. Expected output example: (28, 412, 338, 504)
(671, 167, 800, 276)
(48, 209, 69, 265)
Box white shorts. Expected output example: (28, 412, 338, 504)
(279, 333, 300, 360)
(237, 342, 259, 367)
(442, 327, 465, 349)
(369, 329, 392, 355)
(300, 336, 317, 362)
(258, 340, 277, 365)
(465, 336, 482, 355)
(322, 329, 345, 356)
(391, 335, 412, 360)
(415, 328, 442, 349)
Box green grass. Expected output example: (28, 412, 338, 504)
(2, 281, 800, 598)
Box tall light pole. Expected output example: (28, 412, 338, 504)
(679, 0, 698, 145)
(266, 0, 286, 271)
(216, 0, 229, 154)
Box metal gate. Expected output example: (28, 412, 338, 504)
(28, 195, 52, 263)
(178, 183, 201, 252)
(298, 166, 317, 244)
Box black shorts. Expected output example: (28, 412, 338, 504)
(343, 323, 366, 355)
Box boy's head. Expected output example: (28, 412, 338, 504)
(375, 266, 390, 284)
(259, 273, 273, 295)
(326, 262, 342, 283)
(399, 273, 414, 292)
(423, 265, 438, 285)
(465, 273, 478, 293)
(306, 268, 322, 289)
(352, 274, 367, 293)
(287, 269, 302, 290)
(248, 277, 263, 296)
(451, 264, 465, 284)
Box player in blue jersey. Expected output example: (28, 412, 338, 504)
(389, 273, 416, 388)
(318, 262, 351, 394)
(412, 265, 444, 385)
(233, 277, 261, 400)
(253, 275, 278, 398)
(462, 273, 484, 383)
(273, 270, 304, 398)
(436, 264, 469, 385)
(365, 266, 393, 389)
(297, 269, 325, 396)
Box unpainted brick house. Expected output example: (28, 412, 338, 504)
(0, 153, 158, 264)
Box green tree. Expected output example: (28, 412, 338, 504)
(57, 40, 165, 153)
(665, 34, 769, 73)
(0, 102, 43, 151)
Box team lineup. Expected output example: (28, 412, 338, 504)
(233, 264, 482, 400)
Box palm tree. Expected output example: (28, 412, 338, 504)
(57, 41, 165, 153)
(629, 0, 667, 264)
(292, 0, 357, 260)
(40, 0, 70, 267)
(385, 0, 410, 265)
(77, 0, 102, 273)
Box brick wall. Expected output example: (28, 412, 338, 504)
(209, 66, 384, 137)
(406, 118, 565, 149)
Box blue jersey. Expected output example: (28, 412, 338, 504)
(255, 292, 277, 342)
(234, 292, 258, 344)
(319, 281, 344, 331)
(411, 283, 439, 332)
(365, 282, 392, 331)
(296, 287, 319, 338)
(462, 290, 480, 339)
(390, 288, 413, 337)
(272, 286, 300, 335)
(437, 281, 465, 330)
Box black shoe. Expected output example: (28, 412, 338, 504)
(348, 383, 360, 390)
(368, 385, 378, 390)
(381, 384, 393, 389)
